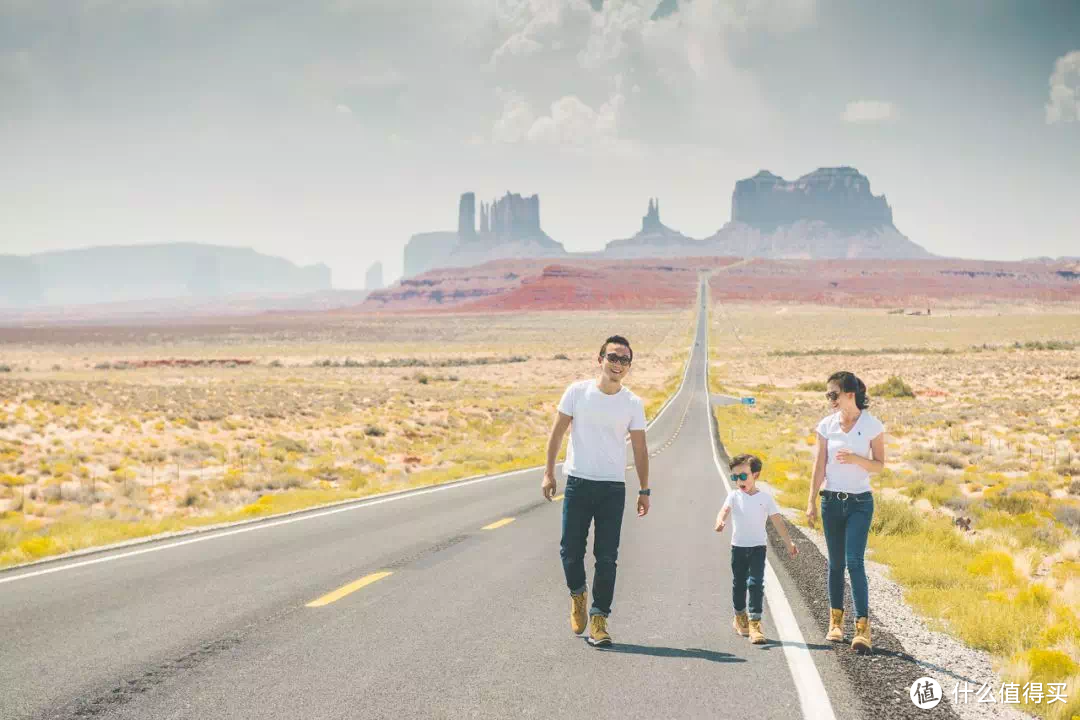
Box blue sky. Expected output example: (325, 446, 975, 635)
(1, 0, 1077, 287)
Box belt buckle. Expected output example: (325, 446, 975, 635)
(837, 491, 849, 501)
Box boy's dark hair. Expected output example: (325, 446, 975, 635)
(729, 453, 762, 475)
(598, 335, 633, 362)
(828, 370, 869, 409)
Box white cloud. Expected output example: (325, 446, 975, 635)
(527, 90, 624, 146)
(485, 0, 815, 149)
(335, 103, 353, 115)
(843, 100, 895, 124)
(1046, 50, 1080, 125)
(492, 90, 536, 143)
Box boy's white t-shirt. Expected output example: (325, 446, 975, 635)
(816, 410, 885, 494)
(558, 379, 647, 483)
(723, 489, 781, 547)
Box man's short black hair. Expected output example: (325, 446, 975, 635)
(729, 453, 762, 475)
(599, 335, 633, 361)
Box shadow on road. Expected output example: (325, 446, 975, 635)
(593, 642, 745, 663)
(754, 639, 834, 652)
(872, 649, 981, 685)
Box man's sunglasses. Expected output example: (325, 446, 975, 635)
(731, 473, 750, 482)
(604, 353, 632, 366)
(825, 391, 841, 402)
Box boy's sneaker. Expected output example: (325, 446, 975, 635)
(570, 591, 588, 635)
(587, 615, 612, 647)
(748, 619, 767, 644)
(732, 612, 750, 637)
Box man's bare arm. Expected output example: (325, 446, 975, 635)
(629, 429, 649, 490)
(542, 413, 572, 500)
(546, 413, 572, 476)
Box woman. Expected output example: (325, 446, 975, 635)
(806, 371, 885, 653)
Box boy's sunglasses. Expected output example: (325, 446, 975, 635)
(731, 473, 749, 482)
(825, 391, 841, 402)
(604, 353, 632, 366)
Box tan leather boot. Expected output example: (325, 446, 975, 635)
(732, 612, 750, 637)
(826, 608, 845, 642)
(587, 614, 612, 647)
(570, 591, 588, 635)
(852, 617, 872, 652)
(748, 619, 767, 644)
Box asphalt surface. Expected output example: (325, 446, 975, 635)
(0, 284, 954, 720)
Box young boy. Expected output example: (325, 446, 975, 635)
(714, 453, 798, 644)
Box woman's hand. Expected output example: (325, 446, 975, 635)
(805, 502, 818, 529)
(835, 449, 864, 467)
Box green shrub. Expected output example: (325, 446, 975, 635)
(871, 376, 915, 398)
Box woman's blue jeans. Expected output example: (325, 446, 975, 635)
(821, 491, 874, 619)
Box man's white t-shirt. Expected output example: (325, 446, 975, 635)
(816, 410, 885, 494)
(558, 379, 647, 483)
(722, 489, 781, 547)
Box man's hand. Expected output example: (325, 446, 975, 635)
(805, 502, 817, 530)
(788, 541, 799, 559)
(541, 471, 557, 501)
(637, 493, 650, 517)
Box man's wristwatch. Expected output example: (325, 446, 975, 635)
(638, 488, 651, 496)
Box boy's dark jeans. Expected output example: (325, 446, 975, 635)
(820, 491, 874, 619)
(731, 545, 767, 620)
(560, 475, 626, 617)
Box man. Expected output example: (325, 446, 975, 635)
(542, 335, 650, 648)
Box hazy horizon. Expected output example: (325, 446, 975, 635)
(2, 0, 1078, 289)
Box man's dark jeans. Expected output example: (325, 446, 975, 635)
(821, 491, 874, 619)
(560, 475, 626, 617)
(731, 545, 767, 620)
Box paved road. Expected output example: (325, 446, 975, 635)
(2, 283, 861, 720)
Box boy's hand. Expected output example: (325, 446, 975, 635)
(788, 541, 799, 558)
(714, 511, 726, 533)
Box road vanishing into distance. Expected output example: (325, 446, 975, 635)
(1, 280, 941, 720)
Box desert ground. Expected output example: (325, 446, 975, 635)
(0, 309, 692, 567)
(707, 302, 1080, 720)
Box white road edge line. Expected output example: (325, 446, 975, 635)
(1, 295, 701, 586)
(703, 298, 837, 720)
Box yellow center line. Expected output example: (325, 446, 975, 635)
(552, 494, 565, 501)
(482, 517, 516, 530)
(306, 571, 393, 608)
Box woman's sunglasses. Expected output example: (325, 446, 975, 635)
(731, 473, 750, 482)
(825, 391, 841, 402)
(604, 353, 632, 366)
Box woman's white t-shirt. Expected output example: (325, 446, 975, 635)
(816, 410, 885, 494)
(558, 379, 647, 482)
(722, 489, 781, 547)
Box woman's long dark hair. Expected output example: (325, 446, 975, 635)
(828, 371, 869, 409)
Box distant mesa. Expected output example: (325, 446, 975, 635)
(402, 191, 565, 278)
(731, 167, 894, 232)
(707, 167, 933, 259)
(365, 261, 384, 291)
(603, 167, 934, 261)
(604, 198, 697, 258)
(0, 243, 331, 309)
